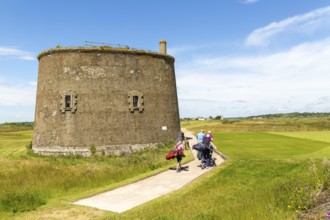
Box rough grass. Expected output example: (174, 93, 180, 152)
(2, 118, 330, 219)
(0, 126, 194, 219)
(182, 117, 330, 133)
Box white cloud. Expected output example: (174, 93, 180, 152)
(0, 81, 36, 105)
(245, 6, 330, 46)
(167, 45, 214, 57)
(167, 46, 194, 56)
(176, 38, 330, 117)
(0, 80, 36, 122)
(317, 96, 330, 105)
(0, 46, 36, 60)
(27, 81, 37, 86)
(241, 0, 259, 4)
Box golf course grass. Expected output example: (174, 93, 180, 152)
(1, 118, 329, 219)
(101, 129, 329, 219)
(0, 125, 194, 219)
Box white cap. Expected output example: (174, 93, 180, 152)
(208, 131, 211, 134)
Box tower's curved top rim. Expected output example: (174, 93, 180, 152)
(37, 46, 175, 61)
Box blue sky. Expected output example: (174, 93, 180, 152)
(1, 0, 330, 122)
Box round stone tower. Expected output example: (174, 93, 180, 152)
(33, 41, 181, 156)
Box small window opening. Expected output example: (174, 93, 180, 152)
(65, 95, 72, 108)
(133, 96, 139, 108)
(61, 92, 77, 114)
(128, 90, 144, 113)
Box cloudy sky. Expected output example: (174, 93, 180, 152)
(1, 0, 330, 122)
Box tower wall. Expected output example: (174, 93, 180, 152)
(33, 47, 180, 156)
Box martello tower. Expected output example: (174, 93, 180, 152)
(33, 40, 180, 156)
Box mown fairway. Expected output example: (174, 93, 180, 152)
(0, 130, 33, 157)
(270, 131, 330, 143)
(1, 118, 330, 220)
(218, 132, 330, 159)
(105, 127, 329, 220)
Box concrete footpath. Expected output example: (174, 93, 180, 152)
(73, 131, 226, 213)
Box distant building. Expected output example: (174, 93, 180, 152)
(33, 40, 180, 156)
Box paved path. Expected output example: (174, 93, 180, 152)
(73, 131, 226, 213)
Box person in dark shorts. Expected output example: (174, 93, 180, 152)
(174, 141, 184, 172)
(202, 134, 213, 167)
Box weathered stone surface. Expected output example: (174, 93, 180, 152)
(33, 46, 180, 156)
(33, 143, 158, 157)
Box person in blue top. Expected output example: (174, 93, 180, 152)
(196, 130, 205, 143)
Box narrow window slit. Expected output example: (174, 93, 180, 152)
(133, 96, 139, 108)
(65, 95, 72, 108)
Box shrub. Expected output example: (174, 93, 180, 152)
(25, 141, 32, 150)
(0, 191, 46, 213)
(274, 179, 316, 211)
(148, 162, 161, 170)
(89, 145, 96, 155)
(221, 119, 241, 124)
(320, 158, 330, 190)
(274, 159, 330, 212)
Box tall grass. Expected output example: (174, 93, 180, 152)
(0, 149, 179, 213)
(2, 118, 330, 219)
(181, 116, 330, 133)
(0, 123, 33, 132)
(0, 127, 194, 217)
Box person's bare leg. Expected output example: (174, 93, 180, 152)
(176, 161, 181, 172)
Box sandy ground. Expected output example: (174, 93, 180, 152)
(73, 131, 226, 213)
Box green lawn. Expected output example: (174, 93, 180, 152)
(101, 130, 329, 219)
(105, 159, 306, 220)
(217, 132, 330, 159)
(1, 119, 330, 220)
(269, 131, 330, 143)
(0, 130, 33, 157)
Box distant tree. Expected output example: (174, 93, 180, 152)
(214, 115, 223, 120)
(246, 112, 330, 119)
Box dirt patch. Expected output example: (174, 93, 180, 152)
(12, 204, 106, 220)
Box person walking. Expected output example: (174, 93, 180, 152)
(174, 141, 184, 172)
(196, 130, 205, 143)
(205, 131, 216, 150)
(201, 133, 217, 168)
(208, 131, 214, 141)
